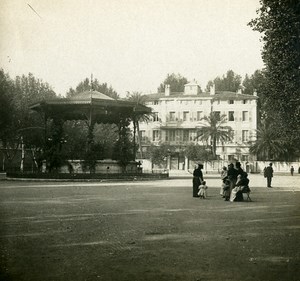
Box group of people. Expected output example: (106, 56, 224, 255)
(219, 162, 250, 202)
(191, 162, 250, 202)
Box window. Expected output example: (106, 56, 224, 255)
(152, 130, 160, 141)
(183, 111, 189, 121)
(242, 111, 249, 121)
(214, 111, 221, 121)
(197, 111, 203, 121)
(140, 130, 146, 142)
(169, 112, 175, 121)
(167, 130, 176, 141)
(228, 155, 235, 161)
(243, 99, 247, 104)
(241, 155, 249, 161)
(242, 130, 249, 142)
(228, 111, 234, 121)
(183, 130, 189, 141)
(152, 112, 159, 121)
(189, 130, 197, 141)
(229, 100, 234, 104)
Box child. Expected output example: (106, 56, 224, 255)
(222, 178, 231, 201)
(198, 181, 208, 199)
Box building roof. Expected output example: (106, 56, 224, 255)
(30, 90, 151, 123)
(70, 90, 115, 101)
(145, 91, 258, 101)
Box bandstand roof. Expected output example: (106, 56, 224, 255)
(30, 91, 151, 123)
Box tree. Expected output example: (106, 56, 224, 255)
(66, 77, 119, 99)
(242, 70, 265, 96)
(184, 144, 214, 162)
(126, 91, 151, 159)
(249, 0, 300, 154)
(205, 70, 242, 92)
(13, 73, 56, 171)
(112, 117, 135, 172)
(195, 112, 233, 159)
(0, 69, 14, 143)
(249, 119, 287, 160)
(149, 143, 174, 167)
(157, 73, 189, 93)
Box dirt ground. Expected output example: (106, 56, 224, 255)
(0, 173, 299, 281)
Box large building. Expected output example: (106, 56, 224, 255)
(138, 82, 258, 169)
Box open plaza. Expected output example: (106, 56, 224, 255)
(0, 173, 299, 281)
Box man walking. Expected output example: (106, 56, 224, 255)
(265, 163, 274, 188)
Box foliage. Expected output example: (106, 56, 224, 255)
(0, 71, 57, 170)
(184, 144, 214, 162)
(157, 73, 189, 93)
(0, 69, 14, 142)
(195, 112, 233, 159)
(66, 77, 119, 99)
(148, 143, 175, 166)
(44, 118, 66, 172)
(249, 119, 288, 160)
(112, 118, 134, 172)
(82, 143, 105, 173)
(205, 70, 241, 92)
(93, 124, 119, 158)
(249, 0, 300, 154)
(126, 91, 152, 159)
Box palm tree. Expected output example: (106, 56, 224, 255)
(249, 119, 287, 160)
(195, 112, 233, 159)
(126, 91, 152, 159)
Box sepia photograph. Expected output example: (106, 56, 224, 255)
(0, 0, 299, 280)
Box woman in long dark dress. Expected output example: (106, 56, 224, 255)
(192, 164, 204, 197)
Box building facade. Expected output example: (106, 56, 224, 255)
(139, 82, 258, 169)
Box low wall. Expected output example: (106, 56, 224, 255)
(6, 172, 169, 181)
(136, 159, 300, 174)
(43, 160, 140, 174)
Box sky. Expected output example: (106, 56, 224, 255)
(0, 0, 264, 97)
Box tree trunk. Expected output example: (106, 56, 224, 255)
(20, 136, 25, 173)
(136, 121, 143, 159)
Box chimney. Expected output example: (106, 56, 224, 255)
(253, 90, 257, 96)
(165, 84, 170, 96)
(237, 88, 242, 95)
(209, 84, 215, 95)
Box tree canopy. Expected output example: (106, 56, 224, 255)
(66, 77, 119, 99)
(249, 0, 300, 158)
(205, 70, 242, 92)
(157, 73, 189, 93)
(195, 112, 233, 159)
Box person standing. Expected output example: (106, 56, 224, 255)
(192, 163, 204, 197)
(198, 180, 208, 199)
(220, 166, 228, 197)
(290, 166, 294, 176)
(265, 163, 274, 188)
(227, 163, 239, 199)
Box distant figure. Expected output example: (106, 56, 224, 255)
(290, 166, 294, 176)
(198, 180, 208, 199)
(265, 163, 274, 188)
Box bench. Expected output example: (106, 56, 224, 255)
(241, 186, 252, 202)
